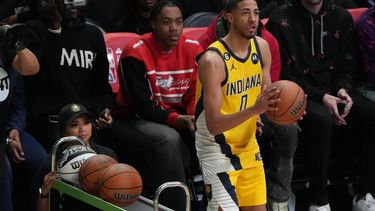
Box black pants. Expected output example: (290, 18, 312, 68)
(259, 115, 299, 203)
(95, 119, 188, 211)
(300, 91, 375, 205)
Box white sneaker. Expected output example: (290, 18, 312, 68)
(267, 201, 288, 211)
(353, 193, 375, 211)
(308, 203, 331, 211)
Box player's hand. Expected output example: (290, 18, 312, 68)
(337, 88, 353, 119)
(256, 116, 264, 136)
(7, 129, 25, 163)
(322, 93, 346, 125)
(95, 108, 113, 129)
(175, 115, 195, 133)
(40, 172, 58, 197)
(252, 85, 280, 115)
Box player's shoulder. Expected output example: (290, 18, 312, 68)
(199, 48, 223, 64)
(255, 36, 268, 47)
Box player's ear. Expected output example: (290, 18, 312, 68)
(225, 12, 234, 24)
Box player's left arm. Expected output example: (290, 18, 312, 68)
(256, 36, 272, 88)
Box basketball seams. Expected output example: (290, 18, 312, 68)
(101, 172, 141, 189)
(265, 80, 306, 125)
(273, 90, 306, 123)
(273, 85, 301, 118)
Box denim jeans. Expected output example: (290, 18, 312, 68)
(11, 131, 47, 211)
(259, 115, 299, 203)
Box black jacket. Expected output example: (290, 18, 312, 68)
(266, 0, 357, 102)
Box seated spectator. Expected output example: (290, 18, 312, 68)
(120, 0, 158, 34)
(198, 2, 299, 211)
(37, 103, 117, 211)
(84, 0, 126, 32)
(116, 0, 203, 209)
(266, 0, 375, 210)
(0, 22, 39, 211)
(6, 72, 47, 211)
(357, 6, 375, 88)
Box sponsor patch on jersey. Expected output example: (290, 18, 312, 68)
(205, 184, 212, 200)
(251, 53, 259, 64)
(223, 53, 231, 61)
(255, 152, 262, 161)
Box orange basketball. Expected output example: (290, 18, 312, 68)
(98, 163, 142, 207)
(78, 154, 117, 194)
(265, 80, 307, 125)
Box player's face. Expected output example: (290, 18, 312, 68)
(151, 6, 183, 50)
(64, 116, 92, 144)
(227, 0, 259, 39)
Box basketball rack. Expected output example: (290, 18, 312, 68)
(50, 136, 191, 211)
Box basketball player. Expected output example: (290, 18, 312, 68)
(195, 0, 280, 210)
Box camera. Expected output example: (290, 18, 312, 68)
(63, 0, 88, 9)
(40, 0, 88, 11)
(0, 24, 25, 52)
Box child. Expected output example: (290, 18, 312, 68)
(37, 103, 117, 211)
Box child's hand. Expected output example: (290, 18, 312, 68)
(40, 172, 58, 196)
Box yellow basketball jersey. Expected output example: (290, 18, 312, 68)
(195, 38, 263, 171)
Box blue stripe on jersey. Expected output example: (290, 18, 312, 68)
(217, 172, 238, 206)
(195, 89, 204, 120)
(214, 133, 242, 170)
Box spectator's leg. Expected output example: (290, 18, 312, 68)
(128, 118, 188, 211)
(12, 131, 47, 211)
(261, 115, 299, 210)
(94, 120, 155, 199)
(299, 100, 333, 206)
(346, 91, 375, 196)
(2, 155, 13, 211)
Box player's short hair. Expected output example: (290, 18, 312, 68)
(150, 0, 184, 21)
(225, 0, 244, 12)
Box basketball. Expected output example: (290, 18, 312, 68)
(78, 154, 117, 194)
(98, 163, 142, 207)
(265, 80, 307, 125)
(56, 145, 97, 185)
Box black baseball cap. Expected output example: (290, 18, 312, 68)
(58, 103, 94, 126)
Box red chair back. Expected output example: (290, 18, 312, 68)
(182, 27, 207, 40)
(348, 8, 368, 22)
(104, 32, 140, 93)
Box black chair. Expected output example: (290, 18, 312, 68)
(184, 12, 217, 27)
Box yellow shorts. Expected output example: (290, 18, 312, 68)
(204, 165, 266, 210)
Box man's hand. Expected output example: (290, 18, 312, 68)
(252, 85, 280, 115)
(40, 172, 58, 197)
(95, 108, 113, 129)
(7, 129, 25, 163)
(175, 115, 195, 133)
(337, 88, 353, 119)
(322, 93, 346, 125)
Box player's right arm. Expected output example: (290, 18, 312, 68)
(198, 51, 280, 136)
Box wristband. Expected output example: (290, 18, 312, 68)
(39, 188, 49, 198)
